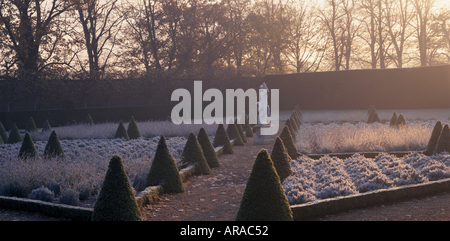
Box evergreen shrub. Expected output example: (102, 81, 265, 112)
(18, 132, 38, 159)
(84, 114, 94, 125)
(42, 120, 52, 132)
(197, 127, 220, 168)
(146, 135, 184, 193)
(7, 124, 22, 144)
(226, 123, 244, 146)
(0, 121, 8, 143)
(213, 124, 234, 154)
(127, 116, 142, 139)
(280, 126, 299, 160)
(235, 149, 293, 221)
(389, 112, 398, 127)
(25, 117, 38, 133)
(425, 120, 443, 156)
(114, 120, 130, 140)
(244, 115, 254, 137)
(43, 130, 66, 158)
(179, 132, 211, 175)
(91, 155, 142, 221)
(271, 137, 293, 182)
(433, 124, 450, 155)
(395, 113, 407, 127)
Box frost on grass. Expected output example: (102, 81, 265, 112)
(296, 121, 434, 154)
(0, 135, 197, 201)
(283, 152, 450, 205)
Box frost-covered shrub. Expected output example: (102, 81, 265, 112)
(0, 182, 29, 198)
(29, 187, 54, 202)
(0, 121, 8, 144)
(197, 127, 220, 168)
(226, 123, 244, 146)
(131, 175, 147, 192)
(236, 149, 293, 221)
(127, 116, 141, 140)
(7, 124, 22, 144)
(374, 153, 426, 186)
(389, 112, 398, 127)
(433, 124, 450, 155)
(25, 117, 38, 133)
(343, 154, 392, 193)
(59, 189, 80, 206)
(43, 130, 65, 158)
(18, 132, 38, 159)
(78, 184, 95, 200)
(395, 113, 407, 127)
(45, 182, 62, 196)
(213, 124, 233, 154)
(425, 121, 443, 156)
(42, 120, 52, 133)
(179, 132, 211, 175)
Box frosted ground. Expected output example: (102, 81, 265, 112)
(283, 108, 450, 205)
(283, 152, 450, 205)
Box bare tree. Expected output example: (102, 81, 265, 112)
(384, 0, 414, 68)
(284, 0, 325, 72)
(412, 0, 436, 67)
(0, 0, 73, 72)
(319, 0, 345, 70)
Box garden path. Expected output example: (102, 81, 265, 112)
(141, 125, 282, 221)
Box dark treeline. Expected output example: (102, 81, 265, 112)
(1, 0, 450, 111)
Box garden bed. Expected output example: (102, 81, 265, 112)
(283, 152, 450, 206)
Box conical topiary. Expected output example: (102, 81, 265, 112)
(425, 120, 443, 156)
(389, 112, 398, 127)
(197, 127, 220, 168)
(179, 132, 211, 175)
(271, 137, 293, 183)
(290, 114, 299, 131)
(18, 132, 38, 159)
(236, 123, 248, 143)
(0, 134, 3, 144)
(395, 113, 407, 127)
(84, 114, 94, 125)
(213, 124, 234, 154)
(244, 115, 253, 137)
(285, 118, 296, 140)
(433, 124, 450, 155)
(42, 120, 52, 132)
(0, 121, 8, 143)
(25, 117, 38, 133)
(114, 120, 130, 140)
(91, 155, 142, 221)
(226, 122, 244, 146)
(146, 135, 184, 193)
(280, 126, 299, 160)
(7, 124, 22, 144)
(127, 116, 141, 139)
(235, 149, 293, 221)
(43, 130, 65, 158)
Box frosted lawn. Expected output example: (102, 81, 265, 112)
(295, 120, 444, 154)
(28, 120, 219, 141)
(0, 135, 195, 197)
(283, 152, 450, 205)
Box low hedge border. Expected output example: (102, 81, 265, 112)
(305, 150, 420, 160)
(291, 177, 450, 220)
(0, 137, 237, 221)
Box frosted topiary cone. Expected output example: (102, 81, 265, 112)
(270, 137, 293, 182)
(280, 126, 299, 160)
(197, 127, 220, 168)
(244, 115, 253, 137)
(91, 155, 142, 221)
(84, 114, 94, 125)
(389, 112, 398, 127)
(7, 124, 22, 144)
(213, 124, 234, 154)
(180, 132, 211, 175)
(395, 113, 407, 128)
(18, 132, 38, 159)
(127, 116, 141, 139)
(114, 120, 130, 140)
(146, 135, 184, 193)
(226, 122, 244, 146)
(0, 121, 8, 143)
(235, 149, 293, 221)
(42, 120, 52, 132)
(25, 117, 38, 133)
(43, 130, 66, 158)
(425, 120, 443, 156)
(236, 123, 248, 143)
(433, 124, 450, 155)
(285, 118, 296, 140)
